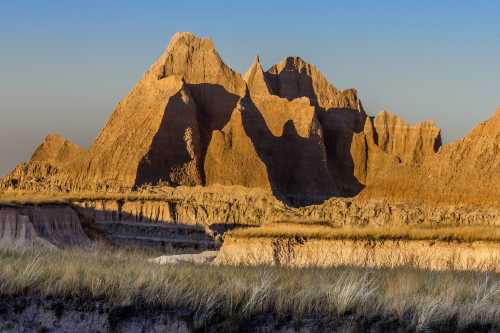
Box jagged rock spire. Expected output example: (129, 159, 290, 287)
(243, 55, 271, 96)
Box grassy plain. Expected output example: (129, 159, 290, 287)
(0, 247, 498, 330)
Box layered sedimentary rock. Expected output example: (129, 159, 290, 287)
(8, 31, 498, 208)
(67, 185, 499, 227)
(0, 205, 91, 248)
(1, 162, 62, 192)
(204, 102, 272, 190)
(372, 111, 441, 164)
(362, 109, 500, 206)
(216, 237, 500, 272)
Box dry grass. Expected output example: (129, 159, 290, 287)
(0, 185, 267, 205)
(0, 191, 173, 206)
(0, 247, 499, 330)
(230, 223, 500, 242)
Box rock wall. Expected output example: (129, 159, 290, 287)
(0, 205, 91, 248)
(293, 198, 500, 226)
(217, 237, 500, 272)
(67, 187, 499, 227)
(362, 109, 500, 207)
(72, 196, 284, 226)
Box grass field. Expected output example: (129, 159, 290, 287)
(0, 247, 498, 330)
(229, 223, 500, 242)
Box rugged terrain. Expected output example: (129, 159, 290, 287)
(1, 248, 498, 333)
(3, 32, 499, 210)
(1, 31, 500, 333)
(1, 31, 459, 207)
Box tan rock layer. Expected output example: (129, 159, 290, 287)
(60, 187, 499, 227)
(216, 237, 500, 272)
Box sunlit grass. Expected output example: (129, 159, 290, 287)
(229, 222, 500, 242)
(0, 247, 498, 330)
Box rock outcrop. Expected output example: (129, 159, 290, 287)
(217, 237, 500, 272)
(243, 55, 271, 96)
(64, 185, 499, 227)
(264, 56, 360, 110)
(31, 133, 85, 165)
(362, 109, 500, 206)
(8, 31, 499, 209)
(372, 111, 441, 164)
(0, 205, 91, 248)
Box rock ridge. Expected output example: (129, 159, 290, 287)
(5, 32, 492, 208)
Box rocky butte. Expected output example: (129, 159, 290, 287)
(1, 32, 499, 209)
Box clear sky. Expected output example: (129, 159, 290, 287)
(1, 1, 499, 176)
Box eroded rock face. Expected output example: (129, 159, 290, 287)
(0, 205, 91, 248)
(68, 186, 499, 227)
(243, 55, 272, 96)
(362, 109, 500, 206)
(79, 75, 202, 189)
(204, 103, 272, 190)
(265, 56, 360, 110)
(31, 133, 85, 165)
(372, 111, 441, 164)
(217, 237, 500, 272)
(2, 32, 454, 205)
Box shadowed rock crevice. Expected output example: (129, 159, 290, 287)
(134, 86, 203, 187)
(185, 83, 241, 183)
(318, 108, 367, 196)
(134, 83, 241, 188)
(240, 94, 338, 205)
(260, 55, 367, 197)
(264, 57, 319, 101)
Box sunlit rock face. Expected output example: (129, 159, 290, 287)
(12, 31, 493, 207)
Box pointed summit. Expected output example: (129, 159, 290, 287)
(243, 55, 262, 81)
(243, 55, 271, 96)
(468, 107, 500, 140)
(31, 133, 84, 165)
(157, 32, 246, 96)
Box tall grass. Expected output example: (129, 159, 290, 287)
(0, 248, 498, 330)
(230, 223, 500, 242)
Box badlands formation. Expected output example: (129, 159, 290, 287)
(2, 32, 500, 333)
(1, 32, 500, 223)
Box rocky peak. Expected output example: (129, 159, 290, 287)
(157, 32, 246, 96)
(468, 108, 500, 140)
(31, 133, 84, 165)
(7, 32, 489, 207)
(372, 111, 441, 163)
(265, 56, 360, 110)
(243, 55, 271, 96)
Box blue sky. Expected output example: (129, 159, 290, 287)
(1, 1, 499, 175)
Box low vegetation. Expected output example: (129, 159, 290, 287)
(0, 248, 499, 331)
(0, 191, 169, 205)
(230, 223, 500, 242)
(0, 185, 265, 205)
